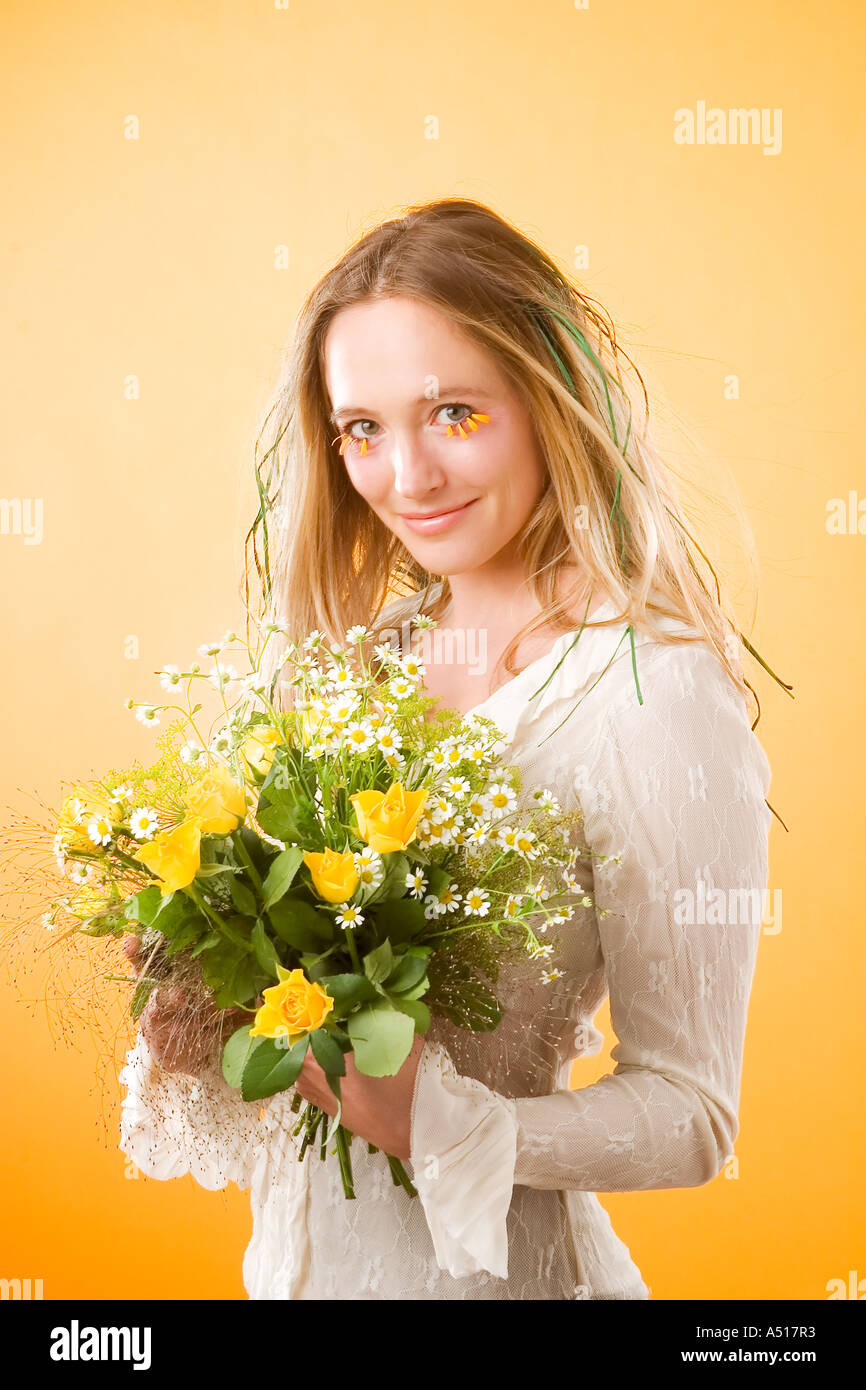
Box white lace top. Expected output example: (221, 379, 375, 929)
(118, 589, 773, 1299)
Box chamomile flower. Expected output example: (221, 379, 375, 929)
(443, 744, 468, 769)
(432, 883, 463, 915)
(373, 641, 399, 665)
(388, 676, 415, 701)
(303, 630, 325, 650)
(207, 663, 238, 692)
(412, 612, 437, 630)
(353, 848, 384, 886)
(484, 781, 518, 817)
(562, 871, 584, 891)
(497, 827, 520, 851)
(374, 725, 401, 756)
(399, 652, 426, 681)
(513, 829, 540, 860)
(541, 967, 564, 984)
(326, 664, 357, 693)
(66, 861, 97, 886)
(503, 894, 523, 919)
(87, 813, 113, 848)
(534, 788, 561, 813)
(405, 869, 428, 899)
(158, 664, 183, 691)
(135, 705, 160, 728)
(425, 746, 450, 770)
(306, 739, 327, 759)
(464, 793, 487, 819)
(180, 740, 206, 765)
(532, 942, 555, 960)
(345, 624, 369, 644)
(444, 775, 471, 800)
(198, 639, 225, 658)
(208, 730, 233, 758)
(130, 807, 160, 840)
(335, 903, 365, 928)
(467, 820, 492, 845)
(342, 720, 376, 752)
(464, 887, 491, 917)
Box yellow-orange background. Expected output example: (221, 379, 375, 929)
(1, 0, 862, 1300)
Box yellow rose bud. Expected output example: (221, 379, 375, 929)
(303, 846, 360, 903)
(182, 763, 247, 834)
(131, 817, 202, 897)
(349, 781, 428, 854)
(249, 965, 334, 1043)
(240, 725, 285, 778)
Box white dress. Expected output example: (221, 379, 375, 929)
(118, 588, 773, 1299)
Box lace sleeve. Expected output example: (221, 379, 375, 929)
(410, 641, 772, 1277)
(118, 1030, 266, 1191)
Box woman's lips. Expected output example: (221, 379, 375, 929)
(399, 498, 479, 534)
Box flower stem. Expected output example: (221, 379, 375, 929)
(386, 1154, 418, 1197)
(342, 921, 361, 972)
(334, 1125, 356, 1199)
(184, 881, 251, 950)
(231, 830, 264, 896)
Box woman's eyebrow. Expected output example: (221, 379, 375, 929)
(328, 385, 491, 424)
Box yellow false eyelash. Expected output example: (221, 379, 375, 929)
(333, 432, 369, 457)
(446, 412, 491, 439)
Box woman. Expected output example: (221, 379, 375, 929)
(119, 197, 777, 1299)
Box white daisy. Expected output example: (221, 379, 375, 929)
(541, 967, 564, 984)
(514, 829, 541, 860)
(412, 612, 437, 630)
(134, 705, 160, 727)
(327, 665, 357, 692)
(374, 725, 401, 755)
(207, 663, 238, 692)
(484, 781, 517, 817)
(535, 788, 561, 812)
(158, 664, 183, 691)
(336, 904, 365, 927)
(464, 887, 491, 917)
(180, 740, 206, 764)
(503, 894, 523, 918)
(130, 807, 160, 840)
(405, 869, 428, 899)
(532, 943, 555, 960)
(303, 630, 325, 650)
(388, 677, 415, 701)
(399, 652, 426, 681)
(345, 624, 369, 644)
(353, 849, 384, 886)
(444, 776, 470, 800)
(198, 639, 224, 657)
(87, 813, 113, 848)
(342, 721, 375, 752)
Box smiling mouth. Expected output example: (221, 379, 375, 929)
(400, 500, 478, 520)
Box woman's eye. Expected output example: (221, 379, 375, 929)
(347, 420, 379, 440)
(435, 403, 473, 426)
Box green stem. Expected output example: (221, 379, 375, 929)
(334, 1125, 356, 1199)
(231, 830, 264, 895)
(184, 881, 251, 950)
(386, 1154, 418, 1197)
(342, 921, 361, 972)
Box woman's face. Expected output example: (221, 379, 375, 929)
(324, 295, 547, 578)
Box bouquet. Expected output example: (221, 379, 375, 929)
(40, 611, 610, 1197)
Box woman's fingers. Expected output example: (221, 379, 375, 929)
(121, 934, 140, 962)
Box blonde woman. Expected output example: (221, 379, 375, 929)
(119, 197, 781, 1300)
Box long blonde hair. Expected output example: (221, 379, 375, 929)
(241, 196, 790, 733)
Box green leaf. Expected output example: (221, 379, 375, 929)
(163, 920, 205, 955)
(228, 874, 258, 917)
(267, 898, 333, 952)
(386, 996, 430, 1032)
(262, 847, 305, 909)
(221, 1024, 259, 1088)
(315, 972, 378, 1014)
(372, 897, 427, 943)
(257, 755, 323, 845)
(251, 919, 281, 979)
(347, 1000, 415, 1076)
(241, 1034, 310, 1101)
(124, 886, 165, 927)
(130, 976, 157, 1020)
(385, 949, 430, 993)
(362, 938, 393, 986)
(189, 928, 222, 956)
(309, 1027, 346, 1076)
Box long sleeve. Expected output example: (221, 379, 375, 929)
(118, 1029, 266, 1191)
(409, 640, 772, 1276)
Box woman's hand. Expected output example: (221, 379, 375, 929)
(293, 1032, 426, 1163)
(122, 935, 252, 1078)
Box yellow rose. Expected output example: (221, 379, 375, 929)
(303, 846, 359, 903)
(182, 763, 247, 834)
(350, 781, 428, 854)
(249, 964, 334, 1043)
(131, 817, 202, 897)
(240, 725, 285, 778)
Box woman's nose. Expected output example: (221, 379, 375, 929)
(391, 433, 447, 498)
